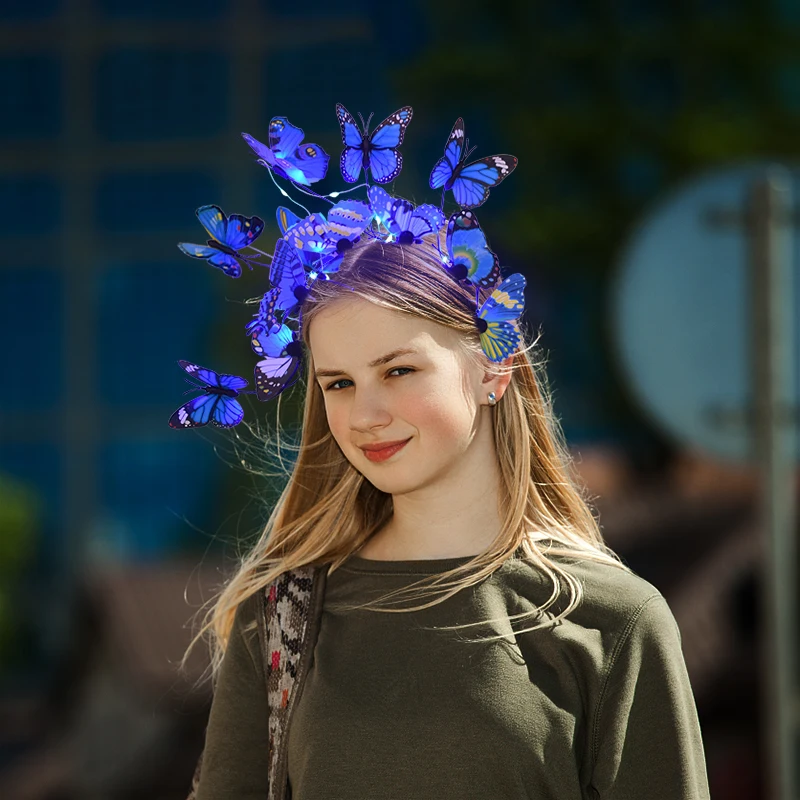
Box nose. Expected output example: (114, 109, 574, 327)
(348, 386, 393, 433)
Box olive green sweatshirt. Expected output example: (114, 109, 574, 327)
(196, 550, 710, 799)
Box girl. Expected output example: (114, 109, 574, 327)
(181, 236, 710, 799)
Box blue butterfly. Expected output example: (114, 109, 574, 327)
(283, 200, 372, 273)
(242, 116, 329, 186)
(336, 103, 413, 184)
(249, 303, 304, 402)
(245, 288, 282, 338)
(429, 118, 518, 209)
(269, 238, 314, 318)
(169, 360, 249, 429)
(276, 206, 303, 236)
(178, 205, 264, 278)
(474, 272, 526, 362)
(368, 186, 445, 244)
(443, 210, 501, 294)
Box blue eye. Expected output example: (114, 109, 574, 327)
(325, 366, 414, 392)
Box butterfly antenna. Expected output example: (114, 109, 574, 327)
(465, 143, 478, 160)
(182, 378, 202, 393)
(365, 111, 374, 132)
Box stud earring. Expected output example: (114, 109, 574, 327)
(488, 392, 497, 406)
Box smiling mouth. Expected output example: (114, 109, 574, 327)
(360, 438, 411, 461)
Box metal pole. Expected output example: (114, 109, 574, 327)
(749, 167, 797, 800)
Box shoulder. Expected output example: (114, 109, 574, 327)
(499, 550, 677, 655)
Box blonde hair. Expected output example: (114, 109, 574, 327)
(180, 236, 632, 684)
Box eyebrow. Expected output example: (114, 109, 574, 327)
(314, 348, 420, 380)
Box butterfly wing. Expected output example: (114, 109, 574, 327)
(429, 118, 465, 190)
(283, 213, 333, 254)
(270, 238, 309, 315)
(217, 373, 249, 391)
(267, 116, 305, 157)
(286, 142, 330, 185)
(211, 395, 245, 428)
(336, 103, 365, 183)
(414, 204, 446, 234)
(326, 200, 372, 240)
(368, 185, 394, 230)
(445, 211, 501, 289)
(250, 320, 295, 359)
(479, 319, 522, 362)
(478, 272, 526, 322)
(178, 360, 224, 388)
(169, 393, 220, 429)
(366, 106, 413, 184)
(221, 213, 265, 251)
(370, 106, 413, 149)
(386, 199, 413, 238)
(254, 354, 302, 402)
(246, 288, 282, 337)
(177, 242, 243, 278)
(195, 204, 228, 242)
(368, 149, 402, 184)
(451, 155, 518, 209)
(276, 206, 302, 236)
(241, 132, 277, 169)
(476, 272, 526, 362)
(336, 103, 364, 148)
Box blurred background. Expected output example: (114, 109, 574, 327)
(1, 0, 799, 797)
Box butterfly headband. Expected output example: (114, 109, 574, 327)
(170, 104, 526, 430)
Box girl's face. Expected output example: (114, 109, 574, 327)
(308, 296, 490, 495)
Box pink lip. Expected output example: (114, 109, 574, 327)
(360, 438, 411, 462)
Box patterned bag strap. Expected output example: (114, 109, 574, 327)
(184, 566, 322, 800)
(264, 566, 318, 800)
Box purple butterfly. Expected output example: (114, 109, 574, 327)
(367, 186, 445, 244)
(169, 361, 249, 429)
(429, 118, 517, 209)
(442, 210, 501, 296)
(249, 304, 304, 402)
(242, 116, 329, 186)
(178, 204, 264, 278)
(283, 200, 372, 274)
(336, 104, 413, 184)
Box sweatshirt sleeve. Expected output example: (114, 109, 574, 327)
(588, 594, 711, 800)
(195, 592, 270, 800)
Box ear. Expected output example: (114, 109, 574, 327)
(481, 354, 514, 401)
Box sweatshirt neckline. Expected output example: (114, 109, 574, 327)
(343, 552, 482, 574)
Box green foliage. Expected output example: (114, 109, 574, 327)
(0, 473, 39, 664)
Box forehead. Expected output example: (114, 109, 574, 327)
(307, 296, 457, 365)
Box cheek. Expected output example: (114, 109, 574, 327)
(323, 399, 350, 442)
(409, 387, 475, 449)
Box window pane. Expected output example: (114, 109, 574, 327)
(0, 55, 61, 138)
(96, 49, 229, 141)
(0, 175, 61, 234)
(0, 270, 62, 412)
(96, 171, 219, 232)
(95, 263, 216, 406)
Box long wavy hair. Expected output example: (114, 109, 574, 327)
(180, 235, 632, 684)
